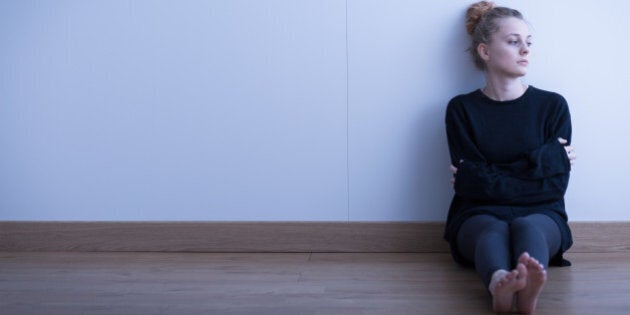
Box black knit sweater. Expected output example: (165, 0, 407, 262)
(444, 86, 573, 266)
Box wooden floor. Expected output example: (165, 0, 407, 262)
(1, 252, 628, 315)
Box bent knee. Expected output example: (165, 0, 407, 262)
(510, 217, 535, 232)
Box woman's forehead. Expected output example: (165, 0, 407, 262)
(497, 17, 530, 37)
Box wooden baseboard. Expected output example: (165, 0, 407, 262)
(0, 221, 627, 253)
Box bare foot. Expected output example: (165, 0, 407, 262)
(516, 252, 547, 314)
(489, 264, 527, 313)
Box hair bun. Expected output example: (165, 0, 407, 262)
(466, 1, 495, 35)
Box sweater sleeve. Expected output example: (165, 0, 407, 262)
(454, 160, 569, 204)
(496, 96, 572, 179)
(445, 96, 572, 204)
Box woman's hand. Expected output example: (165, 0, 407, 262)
(450, 164, 458, 187)
(558, 137, 576, 165)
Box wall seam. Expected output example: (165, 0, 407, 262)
(345, 0, 350, 222)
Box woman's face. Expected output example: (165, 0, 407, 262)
(481, 17, 531, 77)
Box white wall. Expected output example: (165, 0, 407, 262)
(1, 0, 628, 221)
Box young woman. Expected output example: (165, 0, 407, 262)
(444, 1, 576, 313)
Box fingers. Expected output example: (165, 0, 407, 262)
(449, 165, 457, 187)
(565, 146, 577, 165)
(559, 138, 577, 165)
(450, 165, 458, 174)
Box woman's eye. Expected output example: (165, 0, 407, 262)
(508, 40, 519, 45)
(527, 42, 532, 47)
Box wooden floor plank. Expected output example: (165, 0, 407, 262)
(1, 252, 628, 314)
(3, 221, 629, 253)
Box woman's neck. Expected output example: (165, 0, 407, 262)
(482, 74, 527, 101)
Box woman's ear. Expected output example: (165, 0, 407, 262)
(477, 43, 490, 62)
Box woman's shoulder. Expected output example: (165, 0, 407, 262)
(528, 86, 568, 105)
(449, 89, 481, 103)
(447, 89, 482, 111)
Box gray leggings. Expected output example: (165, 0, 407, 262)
(456, 214, 561, 289)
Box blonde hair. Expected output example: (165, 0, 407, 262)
(466, 1, 524, 70)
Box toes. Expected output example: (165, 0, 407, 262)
(516, 263, 527, 274)
(518, 252, 530, 264)
(520, 254, 546, 272)
(529, 256, 540, 266)
(498, 274, 512, 286)
(528, 259, 544, 272)
(515, 264, 528, 285)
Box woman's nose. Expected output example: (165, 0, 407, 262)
(520, 44, 530, 55)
